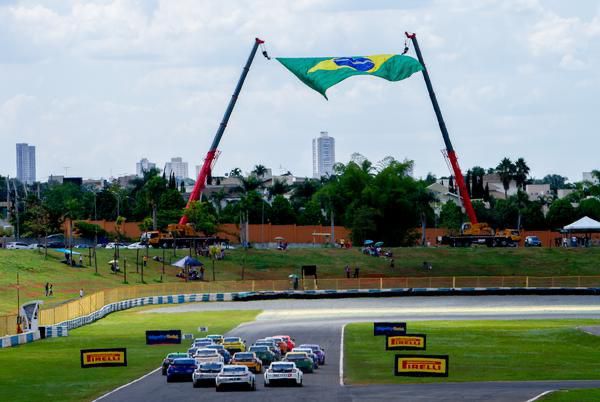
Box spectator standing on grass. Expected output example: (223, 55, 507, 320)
(49, 284, 53, 296)
(143, 255, 148, 267)
(390, 259, 395, 269)
(45, 282, 49, 297)
(353, 266, 360, 278)
(79, 288, 84, 298)
(79, 255, 83, 266)
(344, 265, 350, 278)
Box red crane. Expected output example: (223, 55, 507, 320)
(179, 38, 267, 225)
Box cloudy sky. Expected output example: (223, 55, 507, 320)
(1, 0, 599, 183)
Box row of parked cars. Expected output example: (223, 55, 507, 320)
(162, 333, 326, 391)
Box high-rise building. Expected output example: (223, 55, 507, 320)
(136, 157, 156, 177)
(16, 143, 36, 184)
(164, 157, 189, 180)
(312, 131, 335, 178)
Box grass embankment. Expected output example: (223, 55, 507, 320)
(541, 389, 600, 401)
(344, 320, 600, 384)
(1, 247, 600, 314)
(0, 307, 259, 402)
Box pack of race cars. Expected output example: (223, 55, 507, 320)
(162, 333, 326, 391)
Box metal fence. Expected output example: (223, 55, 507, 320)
(2, 275, 600, 337)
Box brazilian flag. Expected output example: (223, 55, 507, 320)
(277, 54, 423, 99)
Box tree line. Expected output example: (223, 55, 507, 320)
(1, 159, 599, 246)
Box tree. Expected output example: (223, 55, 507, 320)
(546, 198, 576, 229)
(297, 200, 323, 225)
(439, 202, 463, 230)
(143, 175, 167, 230)
(514, 157, 530, 190)
(252, 164, 268, 178)
(411, 183, 436, 246)
(349, 205, 378, 245)
(184, 201, 218, 235)
(578, 198, 600, 221)
(521, 200, 547, 230)
(269, 179, 289, 198)
(269, 195, 296, 225)
(229, 167, 242, 178)
(496, 158, 516, 199)
(542, 174, 568, 195)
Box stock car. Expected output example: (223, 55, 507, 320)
(206, 344, 232, 364)
(248, 345, 278, 366)
(207, 334, 224, 344)
(162, 352, 189, 375)
(265, 337, 288, 353)
(292, 348, 319, 369)
(231, 352, 263, 373)
(223, 337, 246, 353)
(254, 340, 283, 359)
(283, 352, 314, 373)
(193, 348, 224, 365)
(264, 362, 303, 387)
(215, 365, 256, 392)
(166, 358, 197, 382)
(193, 338, 215, 347)
(299, 344, 326, 365)
(273, 335, 295, 351)
(192, 361, 224, 387)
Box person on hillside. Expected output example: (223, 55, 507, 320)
(49, 284, 53, 296)
(344, 265, 350, 278)
(390, 259, 395, 269)
(44, 282, 49, 297)
(79, 255, 83, 266)
(143, 255, 148, 267)
(79, 289, 84, 298)
(200, 266, 205, 281)
(353, 266, 360, 278)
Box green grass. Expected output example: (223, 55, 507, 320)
(2, 247, 600, 314)
(540, 388, 600, 401)
(0, 306, 259, 402)
(344, 320, 600, 384)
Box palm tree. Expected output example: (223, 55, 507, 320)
(269, 179, 289, 198)
(514, 158, 530, 190)
(496, 158, 516, 199)
(210, 188, 227, 215)
(229, 167, 242, 178)
(252, 164, 268, 178)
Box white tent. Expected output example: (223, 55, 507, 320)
(563, 216, 600, 232)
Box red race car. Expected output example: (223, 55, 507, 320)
(272, 335, 295, 351)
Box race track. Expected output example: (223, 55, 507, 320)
(96, 296, 600, 402)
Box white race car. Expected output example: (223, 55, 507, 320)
(192, 362, 223, 387)
(264, 362, 303, 387)
(194, 348, 224, 365)
(215, 365, 256, 391)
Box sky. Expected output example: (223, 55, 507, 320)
(0, 0, 599, 183)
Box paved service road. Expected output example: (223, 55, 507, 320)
(98, 296, 600, 402)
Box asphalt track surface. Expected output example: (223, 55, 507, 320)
(98, 296, 600, 402)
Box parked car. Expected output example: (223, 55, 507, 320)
(6, 242, 29, 249)
(127, 242, 146, 249)
(105, 242, 127, 249)
(525, 236, 542, 247)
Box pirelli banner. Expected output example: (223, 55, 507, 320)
(373, 322, 406, 336)
(81, 348, 127, 368)
(386, 334, 426, 350)
(395, 354, 449, 377)
(146, 330, 182, 345)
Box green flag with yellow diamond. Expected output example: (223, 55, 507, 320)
(277, 54, 423, 99)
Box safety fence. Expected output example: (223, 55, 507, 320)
(2, 275, 600, 337)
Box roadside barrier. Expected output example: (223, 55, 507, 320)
(2, 275, 600, 337)
(0, 330, 40, 348)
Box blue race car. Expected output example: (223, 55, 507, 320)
(298, 344, 326, 365)
(206, 344, 232, 364)
(166, 358, 197, 382)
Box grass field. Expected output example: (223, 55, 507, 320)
(1, 246, 600, 314)
(344, 320, 600, 384)
(0, 306, 259, 402)
(540, 388, 600, 401)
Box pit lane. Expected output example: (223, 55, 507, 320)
(96, 296, 600, 402)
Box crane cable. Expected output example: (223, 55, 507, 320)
(260, 42, 271, 60)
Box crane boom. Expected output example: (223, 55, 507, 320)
(405, 32, 478, 224)
(179, 38, 265, 225)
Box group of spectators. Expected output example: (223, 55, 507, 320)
(176, 265, 205, 281)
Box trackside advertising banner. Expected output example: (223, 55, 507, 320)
(146, 330, 182, 345)
(394, 354, 449, 377)
(386, 334, 427, 350)
(81, 348, 127, 368)
(373, 322, 406, 336)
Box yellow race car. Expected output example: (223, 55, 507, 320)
(223, 336, 246, 353)
(207, 334, 224, 344)
(231, 352, 263, 373)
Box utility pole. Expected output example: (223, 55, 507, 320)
(12, 179, 20, 240)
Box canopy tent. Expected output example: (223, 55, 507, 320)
(563, 216, 600, 232)
(172, 256, 203, 268)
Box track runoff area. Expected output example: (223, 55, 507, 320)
(90, 296, 600, 402)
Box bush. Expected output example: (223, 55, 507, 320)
(74, 221, 107, 240)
